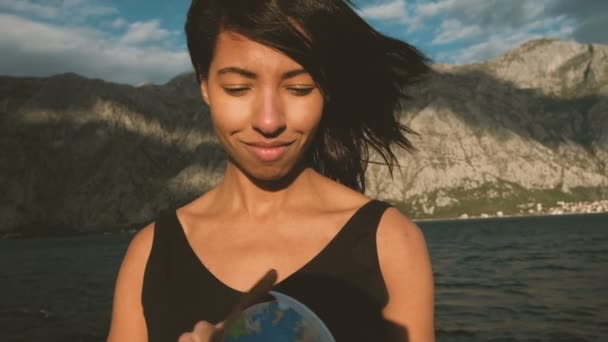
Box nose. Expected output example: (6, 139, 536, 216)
(252, 88, 286, 138)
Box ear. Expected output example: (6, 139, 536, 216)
(200, 79, 210, 105)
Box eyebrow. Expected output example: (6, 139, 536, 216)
(217, 67, 309, 80)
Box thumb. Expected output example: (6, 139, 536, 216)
(209, 321, 226, 342)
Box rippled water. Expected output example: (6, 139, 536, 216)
(1, 213, 607, 341)
(424, 214, 608, 341)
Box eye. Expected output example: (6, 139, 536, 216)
(287, 87, 315, 96)
(223, 87, 250, 96)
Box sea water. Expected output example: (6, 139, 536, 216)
(1, 213, 607, 341)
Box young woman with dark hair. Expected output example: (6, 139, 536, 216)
(108, 0, 434, 341)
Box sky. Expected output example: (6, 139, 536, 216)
(0, 0, 606, 85)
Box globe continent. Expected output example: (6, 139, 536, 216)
(223, 292, 334, 342)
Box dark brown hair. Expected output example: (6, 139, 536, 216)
(185, 0, 431, 192)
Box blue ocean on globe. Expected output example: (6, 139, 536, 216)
(222, 291, 335, 342)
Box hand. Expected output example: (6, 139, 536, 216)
(178, 269, 277, 342)
(178, 321, 225, 342)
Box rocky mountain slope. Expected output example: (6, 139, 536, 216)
(366, 38, 608, 217)
(1, 38, 607, 235)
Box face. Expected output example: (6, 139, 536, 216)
(201, 31, 324, 181)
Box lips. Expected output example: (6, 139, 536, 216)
(243, 140, 294, 161)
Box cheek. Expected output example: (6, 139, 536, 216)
(208, 97, 250, 133)
(289, 97, 324, 130)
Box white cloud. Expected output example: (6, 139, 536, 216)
(547, 0, 608, 44)
(61, 0, 116, 17)
(72, 4, 116, 18)
(447, 32, 538, 64)
(380, 0, 596, 64)
(439, 21, 575, 64)
(0, 0, 59, 19)
(521, 1, 545, 22)
(121, 20, 173, 45)
(411, 0, 605, 46)
(3, 0, 604, 81)
(416, 0, 460, 17)
(0, 0, 116, 20)
(359, 0, 408, 21)
(416, 0, 549, 31)
(432, 19, 482, 45)
(110, 18, 127, 29)
(0, 14, 190, 84)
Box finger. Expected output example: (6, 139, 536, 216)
(210, 326, 226, 342)
(177, 332, 194, 342)
(221, 269, 277, 333)
(193, 320, 216, 340)
(240, 269, 277, 309)
(217, 269, 277, 339)
(230, 269, 278, 318)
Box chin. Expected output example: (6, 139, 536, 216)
(249, 165, 292, 181)
(230, 153, 308, 186)
(240, 161, 306, 188)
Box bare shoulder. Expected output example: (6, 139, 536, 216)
(376, 207, 428, 260)
(119, 222, 155, 272)
(107, 222, 155, 341)
(129, 222, 155, 256)
(376, 207, 435, 341)
(314, 173, 372, 210)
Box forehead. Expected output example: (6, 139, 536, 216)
(210, 31, 303, 72)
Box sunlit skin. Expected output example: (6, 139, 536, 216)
(107, 30, 434, 342)
(200, 30, 324, 184)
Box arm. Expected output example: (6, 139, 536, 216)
(377, 208, 435, 341)
(107, 223, 154, 342)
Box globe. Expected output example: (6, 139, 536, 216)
(222, 291, 335, 342)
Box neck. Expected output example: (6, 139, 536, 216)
(213, 161, 322, 220)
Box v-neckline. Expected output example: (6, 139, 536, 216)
(174, 200, 376, 294)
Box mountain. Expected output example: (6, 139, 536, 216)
(1, 72, 223, 235)
(365, 38, 608, 217)
(1, 38, 607, 235)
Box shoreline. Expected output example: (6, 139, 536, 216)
(3, 211, 608, 239)
(413, 210, 608, 223)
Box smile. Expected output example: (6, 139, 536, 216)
(243, 141, 294, 162)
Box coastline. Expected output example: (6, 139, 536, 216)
(3, 210, 608, 239)
(413, 199, 608, 223)
(414, 210, 608, 224)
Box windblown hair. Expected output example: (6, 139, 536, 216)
(185, 0, 431, 193)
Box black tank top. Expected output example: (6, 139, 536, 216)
(142, 200, 395, 341)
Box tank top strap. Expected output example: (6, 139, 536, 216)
(143, 210, 241, 340)
(337, 199, 392, 246)
(273, 198, 394, 338)
(151, 211, 173, 249)
(302, 199, 392, 264)
(144, 211, 182, 284)
(148, 210, 220, 281)
(151, 211, 186, 258)
(352, 199, 392, 232)
(294, 199, 393, 291)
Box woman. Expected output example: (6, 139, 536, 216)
(108, 0, 434, 341)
